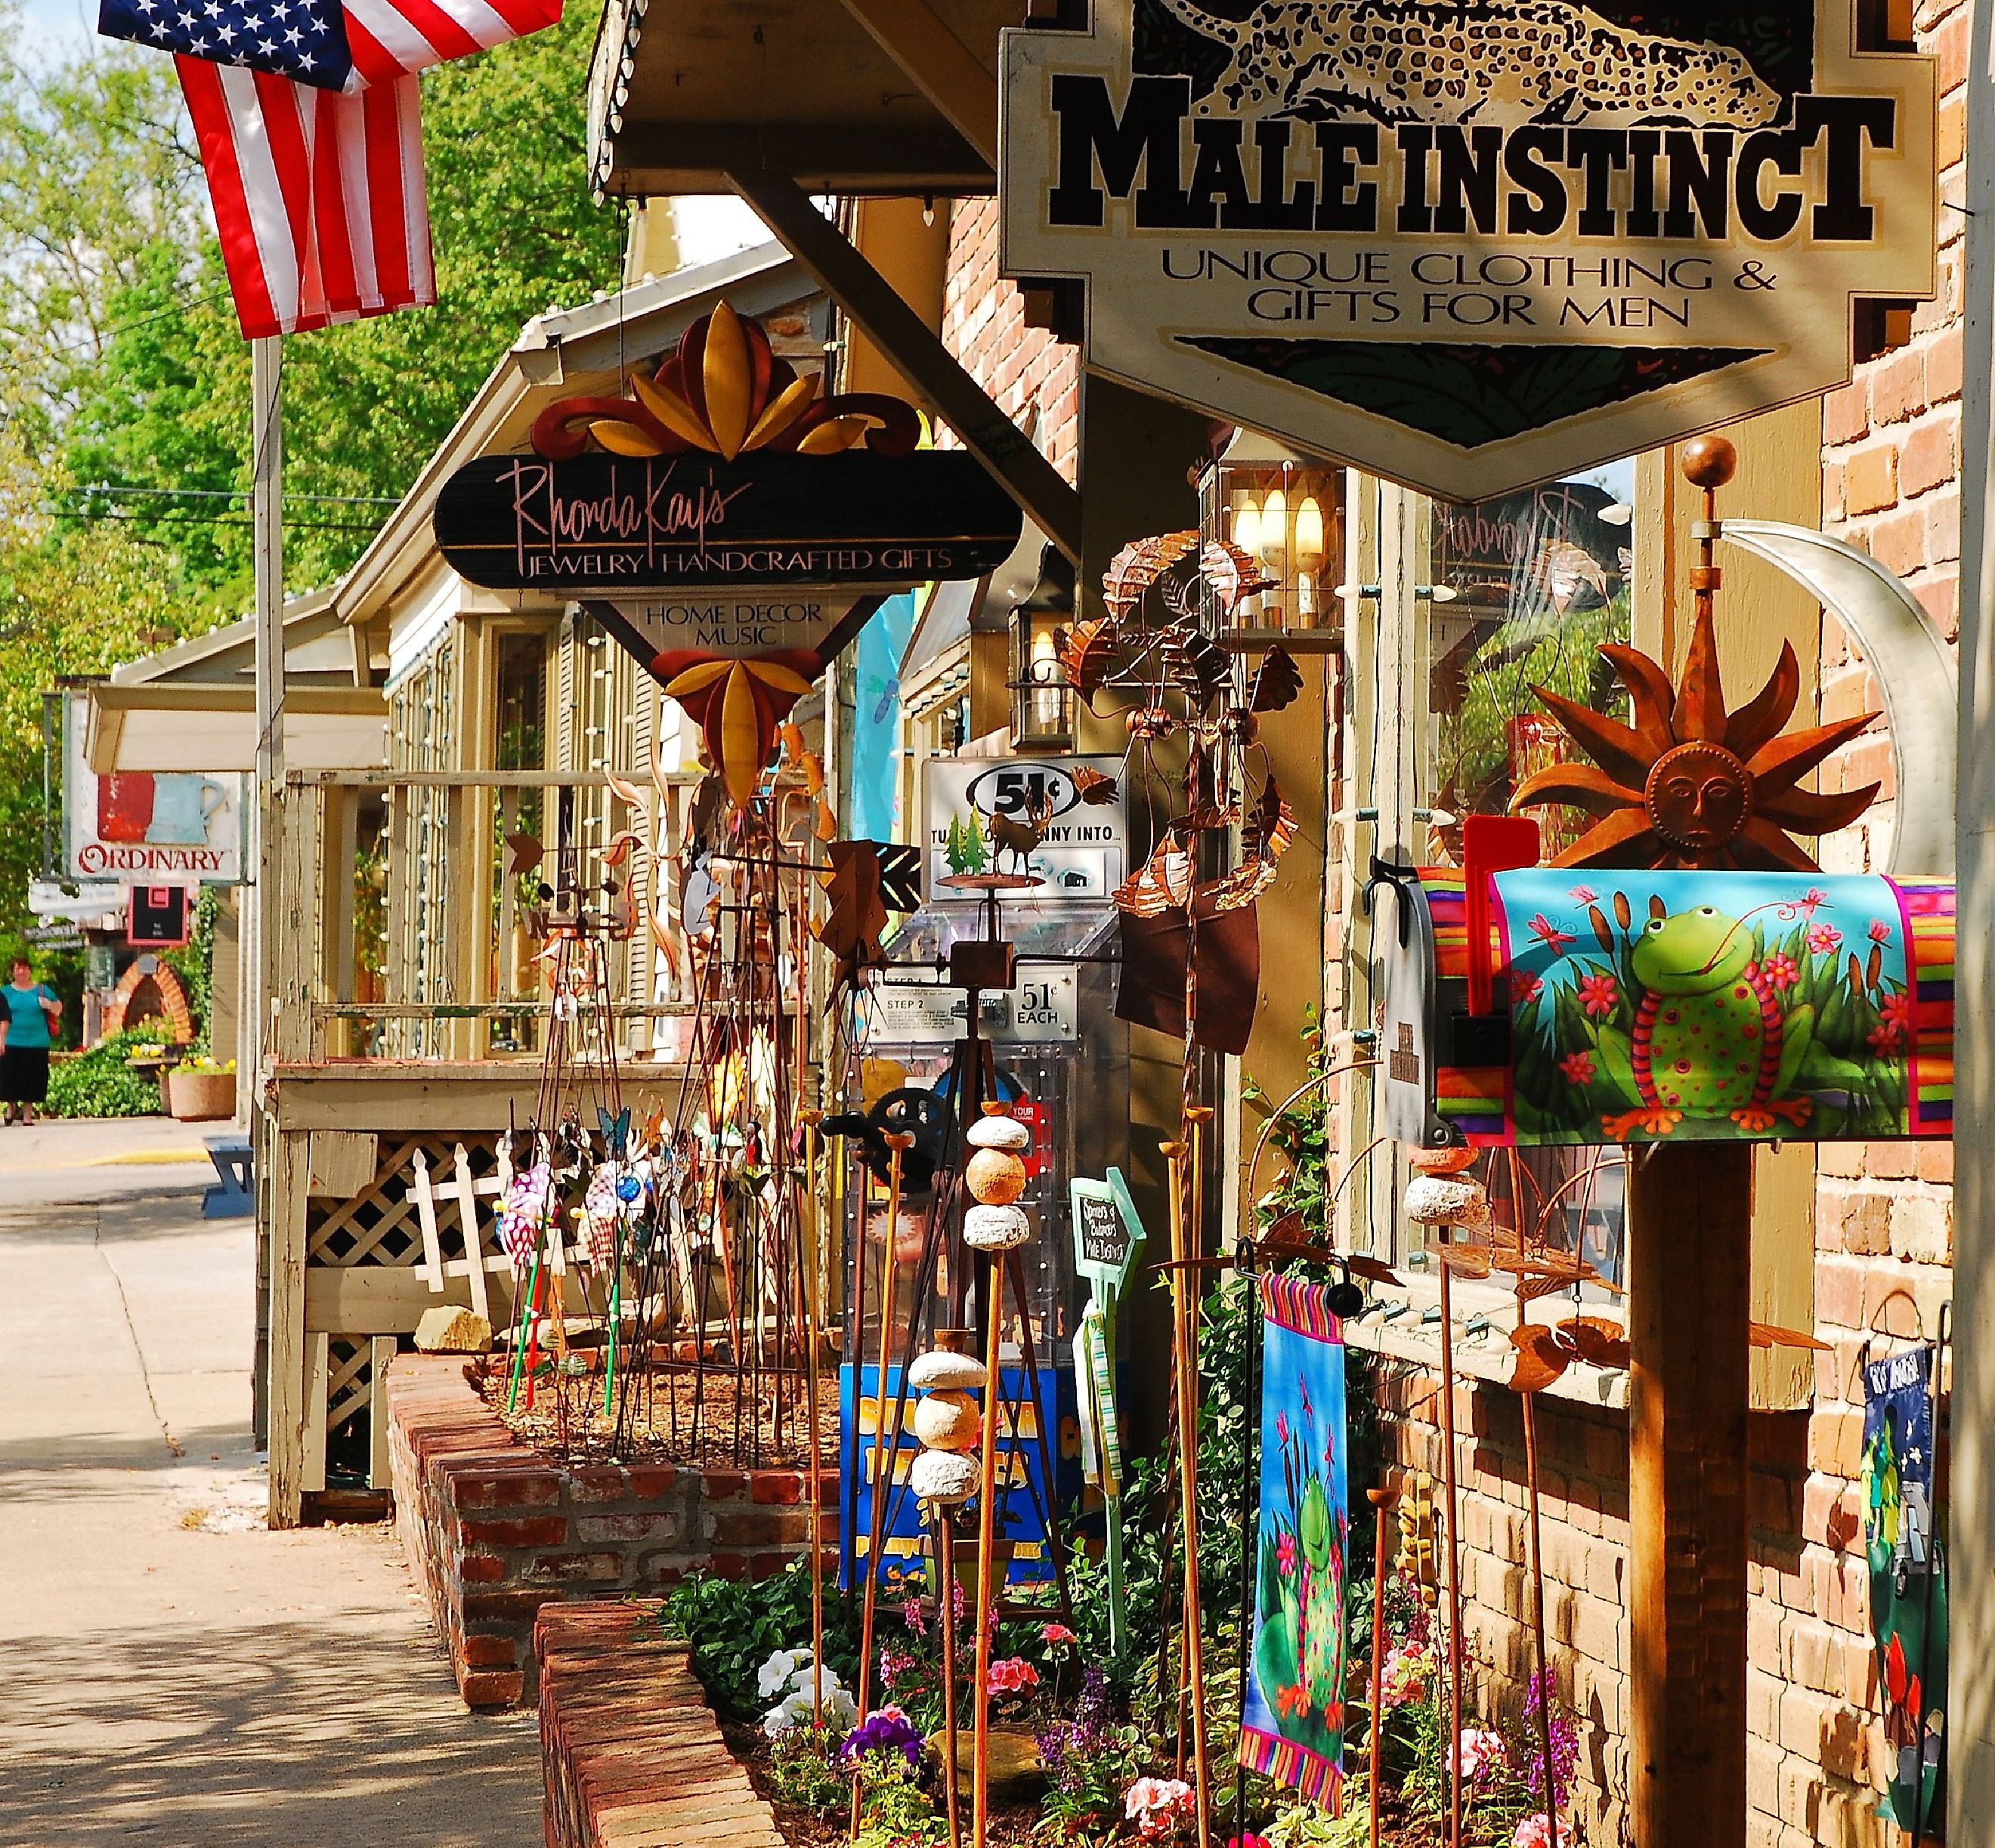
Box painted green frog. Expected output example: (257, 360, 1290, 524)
(1597, 904, 1818, 1137)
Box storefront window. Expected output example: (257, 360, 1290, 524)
(1421, 466, 1634, 1290)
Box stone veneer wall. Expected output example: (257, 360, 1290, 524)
(385, 1355, 834, 1707)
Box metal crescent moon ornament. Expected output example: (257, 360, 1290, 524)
(1715, 519, 1957, 876)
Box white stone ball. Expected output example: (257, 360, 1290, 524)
(963, 1203, 1032, 1251)
(908, 1349, 988, 1392)
(910, 1448, 979, 1504)
(966, 1114, 1031, 1152)
(1403, 1173, 1492, 1228)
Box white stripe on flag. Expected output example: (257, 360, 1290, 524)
(339, 0, 447, 76)
(334, 85, 380, 308)
(216, 64, 308, 333)
(395, 77, 436, 307)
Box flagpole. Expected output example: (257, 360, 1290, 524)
(250, 334, 285, 1103)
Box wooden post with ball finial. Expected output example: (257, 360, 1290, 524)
(1625, 434, 1752, 1848)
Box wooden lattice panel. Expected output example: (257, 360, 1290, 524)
(306, 1133, 505, 1268)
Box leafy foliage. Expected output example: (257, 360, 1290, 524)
(657, 1561, 863, 1723)
(767, 1723, 849, 1819)
(45, 1019, 170, 1118)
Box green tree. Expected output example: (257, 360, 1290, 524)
(55, 7, 623, 592)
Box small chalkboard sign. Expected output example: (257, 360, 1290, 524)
(1070, 1167, 1143, 1296)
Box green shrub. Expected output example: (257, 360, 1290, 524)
(45, 1021, 171, 1119)
(656, 1559, 863, 1722)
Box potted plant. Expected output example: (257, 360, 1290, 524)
(166, 1053, 237, 1122)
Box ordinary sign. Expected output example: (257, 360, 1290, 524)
(65, 695, 245, 885)
(999, 0, 1937, 501)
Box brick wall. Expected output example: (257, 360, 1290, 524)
(941, 197, 1081, 484)
(537, 1601, 787, 1848)
(385, 1355, 834, 1707)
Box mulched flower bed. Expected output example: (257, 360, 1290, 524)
(472, 1354, 840, 1469)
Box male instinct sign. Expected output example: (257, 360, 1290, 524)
(999, 0, 1938, 500)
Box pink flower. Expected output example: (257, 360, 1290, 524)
(1869, 1021, 1904, 1055)
(1512, 970, 1542, 1006)
(1761, 950, 1799, 991)
(1513, 1818, 1556, 1848)
(1807, 922, 1842, 955)
(1882, 990, 1913, 1032)
(1277, 1533, 1298, 1576)
(1041, 1623, 1077, 1648)
(986, 1657, 1040, 1697)
(1125, 1777, 1195, 1842)
(1228, 1837, 1273, 1848)
(1576, 972, 1618, 1018)
(1559, 1050, 1596, 1086)
(880, 1644, 914, 1689)
(900, 1597, 926, 1637)
(1528, 913, 1575, 953)
(1869, 919, 1892, 944)
(1379, 1642, 1432, 1709)
(1449, 1726, 1508, 1786)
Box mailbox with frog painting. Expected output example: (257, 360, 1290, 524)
(1378, 864, 1955, 1151)
(1381, 436, 1958, 1151)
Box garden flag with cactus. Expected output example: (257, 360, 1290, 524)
(1239, 1272, 1348, 1806)
(1862, 1345, 1948, 1836)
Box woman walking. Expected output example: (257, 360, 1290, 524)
(1, 956, 60, 1125)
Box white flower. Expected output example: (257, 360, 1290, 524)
(760, 1679, 856, 1738)
(757, 1646, 812, 1700)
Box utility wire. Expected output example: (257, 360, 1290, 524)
(53, 483, 401, 507)
(48, 508, 382, 535)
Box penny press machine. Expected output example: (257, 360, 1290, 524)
(837, 752, 1132, 1596)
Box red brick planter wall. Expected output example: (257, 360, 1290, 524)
(537, 1601, 787, 1848)
(385, 1354, 835, 1707)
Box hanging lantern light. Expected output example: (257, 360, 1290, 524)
(1198, 432, 1343, 649)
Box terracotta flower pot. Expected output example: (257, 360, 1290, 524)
(168, 1070, 235, 1122)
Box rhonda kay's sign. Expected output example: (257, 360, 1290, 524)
(435, 303, 1022, 669)
(999, 0, 1936, 501)
(435, 450, 1022, 660)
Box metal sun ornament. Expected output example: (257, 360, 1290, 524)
(530, 299, 921, 461)
(1511, 437, 1882, 872)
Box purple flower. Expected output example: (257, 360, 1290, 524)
(1523, 1672, 1579, 1811)
(841, 1706, 924, 1770)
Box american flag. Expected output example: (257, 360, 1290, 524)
(101, 0, 561, 338)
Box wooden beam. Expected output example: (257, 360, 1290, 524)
(834, 0, 998, 169)
(266, 1126, 312, 1526)
(725, 168, 1083, 566)
(1628, 1142, 1751, 1848)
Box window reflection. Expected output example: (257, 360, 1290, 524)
(1422, 471, 1635, 1286)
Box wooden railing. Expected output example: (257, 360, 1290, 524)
(271, 766, 706, 1067)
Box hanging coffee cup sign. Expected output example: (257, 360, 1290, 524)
(433, 303, 1022, 666)
(999, 1, 1938, 501)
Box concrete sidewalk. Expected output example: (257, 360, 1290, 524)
(0, 1117, 540, 1846)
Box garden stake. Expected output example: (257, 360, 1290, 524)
(1437, 1239, 1464, 1848)
(506, 1239, 541, 1413)
(854, 1133, 914, 1742)
(1368, 1486, 1397, 1848)
(1164, 1133, 1214, 1848)
(970, 1250, 1009, 1848)
(1521, 1395, 1558, 1848)
(937, 1504, 963, 1848)
(1233, 1253, 1264, 1841)
(800, 1111, 825, 1729)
